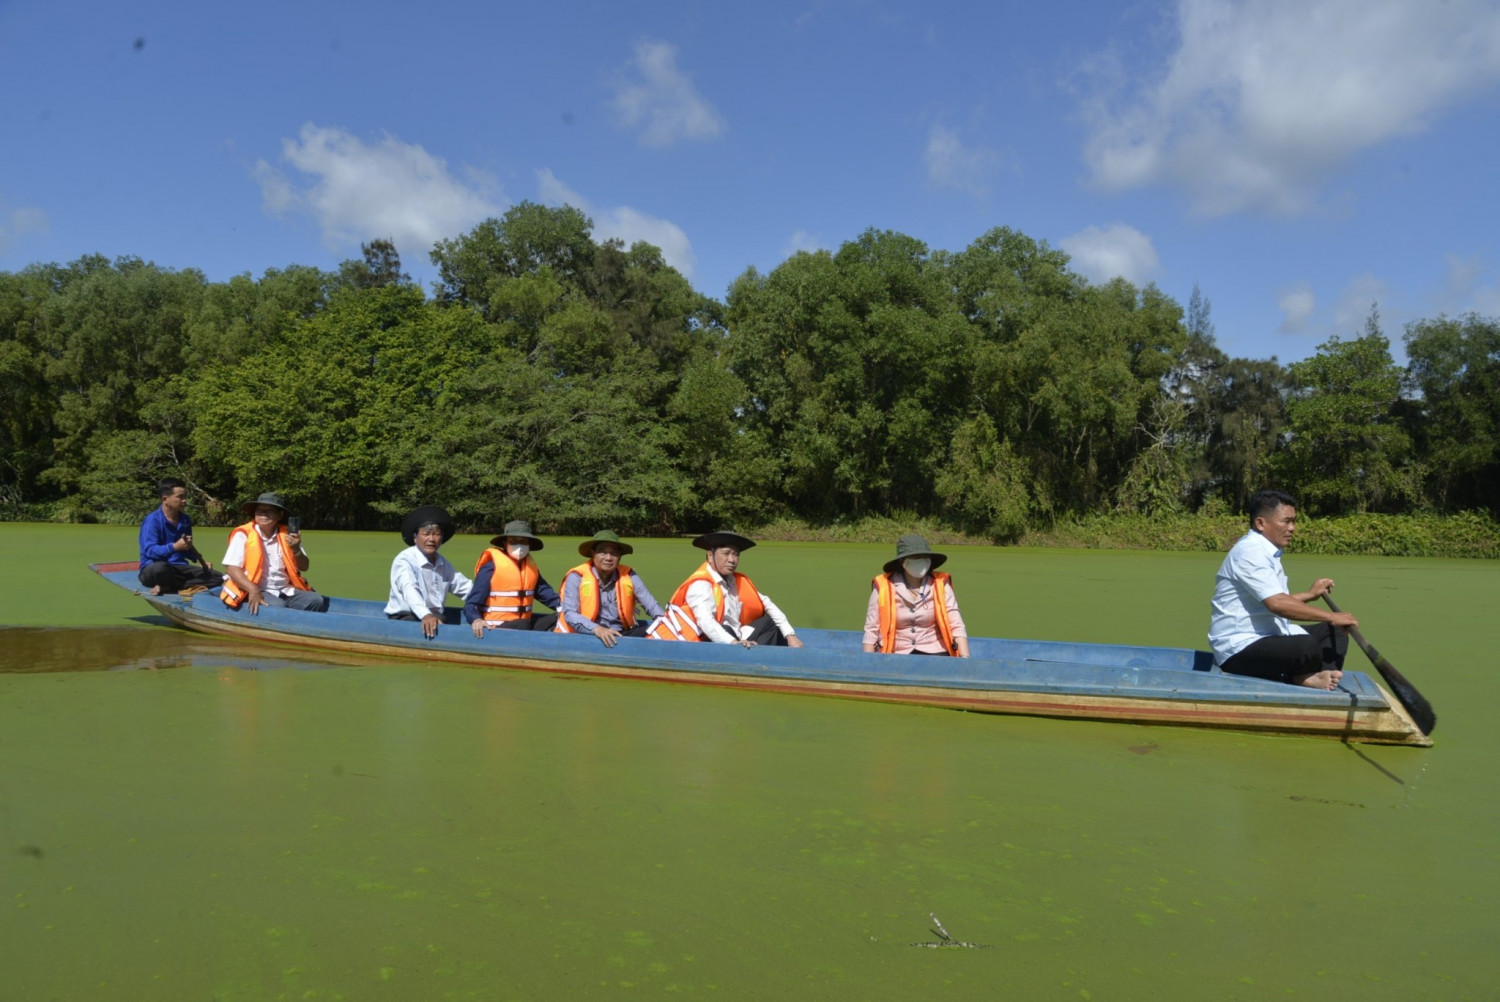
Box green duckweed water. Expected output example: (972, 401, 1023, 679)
(1, 524, 1496, 999)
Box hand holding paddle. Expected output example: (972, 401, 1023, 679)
(1323, 594, 1436, 736)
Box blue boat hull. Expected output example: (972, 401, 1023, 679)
(90, 561, 1430, 745)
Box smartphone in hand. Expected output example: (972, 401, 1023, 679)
(287, 516, 302, 533)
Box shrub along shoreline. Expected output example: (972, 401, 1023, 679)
(7, 507, 1496, 559)
(697, 511, 1500, 558)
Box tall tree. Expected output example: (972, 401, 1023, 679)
(1273, 307, 1419, 514)
(725, 230, 974, 520)
(1404, 312, 1500, 514)
(338, 239, 412, 290)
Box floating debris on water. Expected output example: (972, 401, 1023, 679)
(1288, 795, 1367, 809)
(910, 912, 989, 949)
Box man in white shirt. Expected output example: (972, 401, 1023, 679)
(1209, 489, 1357, 689)
(220, 492, 328, 613)
(385, 505, 473, 638)
(648, 531, 804, 648)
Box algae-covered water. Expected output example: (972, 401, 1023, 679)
(2, 524, 1497, 1000)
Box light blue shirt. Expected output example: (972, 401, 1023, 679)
(559, 566, 664, 633)
(1208, 530, 1307, 665)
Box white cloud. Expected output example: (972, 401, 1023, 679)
(0, 202, 48, 254)
(1331, 273, 1391, 335)
(611, 40, 726, 148)
(254, 124, 503, 256)
(536, 169, 696, 279)
(1058, 223, 1160, 286)
(924, 124, 1007, 196)
(1436, 252, 1500, 317)
(1277, 282, 1316, 333)
(782, 230, 824, 258)
(1475, 285, 1500, 317)
(1081, 0, 1500, 215)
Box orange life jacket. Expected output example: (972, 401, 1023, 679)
(220, 522, 311, 609)
(473, 547, 541, 622)
(872, 571, 957, 654)
(648, 562, 766, 641)
(555, 561, 637, 632)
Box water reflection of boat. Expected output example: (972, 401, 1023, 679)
(91, 560, 1431, 746)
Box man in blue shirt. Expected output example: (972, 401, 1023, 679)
(138, 478, 224, 595)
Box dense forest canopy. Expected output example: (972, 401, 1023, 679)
(2, 203, 1496, 537)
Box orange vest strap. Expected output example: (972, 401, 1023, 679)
(653, 563, 764, 641)
(871, 571, 955, 654)
(476, 547, 540, 621)
(220, 522, 310, 609)
(556, 562, 636, 633)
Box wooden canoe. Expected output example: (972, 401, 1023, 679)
(91, 561, 1431, 746)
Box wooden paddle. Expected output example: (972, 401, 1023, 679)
(1323, 594, 1436, 736)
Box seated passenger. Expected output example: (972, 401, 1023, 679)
(137, 477, 224, 595)
(862, 535, 970, 657)
(465, 519, 560, 635)
(385, 505, 473, 638)
(648, 531, 803, 648)
(220, 492, 329, 614)
(555, 530, 665, 647)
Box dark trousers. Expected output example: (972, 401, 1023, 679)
(1221, 624, 1349, 684)
(744, 615, 788, 646)
(138, 561, 223, 594)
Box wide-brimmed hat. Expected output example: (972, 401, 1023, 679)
(882, 534, 948, 575)
(240, 492, 289, 520)
(579, 529, 634, 558)
(401, 505, 455, 546)
(692, 530, 755, 552)
(489, 518, 544, 550)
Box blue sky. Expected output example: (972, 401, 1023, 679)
(2, 0, 1498, 363)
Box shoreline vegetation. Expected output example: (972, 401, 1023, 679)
(7, 508, 1496, 559)
(5, 205, 1497, 550)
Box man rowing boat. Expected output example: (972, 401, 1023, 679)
(1208, 489, 1357, 689)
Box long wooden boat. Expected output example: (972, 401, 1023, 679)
(91, 561, 1431, 746)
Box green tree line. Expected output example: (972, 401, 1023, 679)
(2, 203, 1496, 537)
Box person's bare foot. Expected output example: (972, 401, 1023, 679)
(1293, 668, 1343, 690)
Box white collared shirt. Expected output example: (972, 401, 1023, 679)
(222, 526, 297, 596)
(684, 565, 795, 643)
(1208, 530, 1307, 664)
(384, 545, 473, 618)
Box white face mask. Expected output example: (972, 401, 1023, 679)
(507, 543, 530, 561)
(902, 557, 931, 579)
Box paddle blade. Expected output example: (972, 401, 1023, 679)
(1325, 595, 1437, 737)
(1351, 629, 1437, 736)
